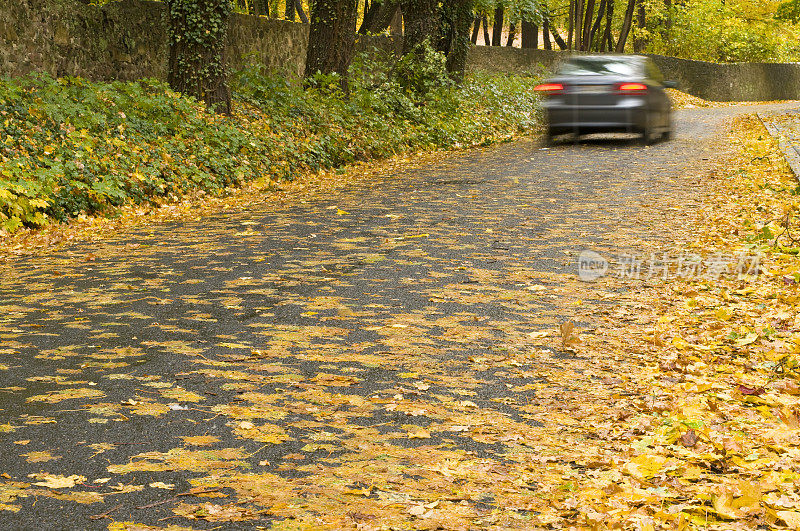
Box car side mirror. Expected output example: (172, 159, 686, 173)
(663, 80, 679, 89)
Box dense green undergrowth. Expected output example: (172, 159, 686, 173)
(0, 56, 541, 234)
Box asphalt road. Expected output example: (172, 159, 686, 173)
(0, 103, 795, 529)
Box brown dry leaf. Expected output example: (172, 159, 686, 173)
(775, 380, 800, 396)
(173, 502, 259, 522)
(679, 429, 699, 448)
(108, 522, 195, 530)
(560, 321, 581, 349)
(737, 384, 765, 396)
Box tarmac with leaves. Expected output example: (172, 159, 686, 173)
(0, 102, 797, 530)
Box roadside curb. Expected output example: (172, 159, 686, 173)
(757, 111, 800, 182)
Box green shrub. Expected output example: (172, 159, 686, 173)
(0, 58, 541, 234)
(0, 74, 269, 230)
(391, 40, 453, 100)
(233, 48, 540, 170)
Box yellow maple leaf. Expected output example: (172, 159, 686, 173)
(778, 510, 800, 529)
(182, 435, 220, 447)
(22, 451, 61, 463)
(26, 388, 105, 404)
(160, 387, 204, 403)
(407, 428, 431, 439)
(29, 473, 85, 489)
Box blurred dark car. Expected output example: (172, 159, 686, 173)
(534, 55, 677, 145)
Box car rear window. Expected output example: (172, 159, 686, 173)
(557, 58, 641, 77)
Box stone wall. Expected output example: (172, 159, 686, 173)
(225, 12, 308, 76)
(0, 0, 310, 80)
(466, 47, 564, 76)
(1, 0, 169, 80)
(0, 0, 403, 81)
(466, 46, 800, 102)
(648, 55, 800, 102)
(2, 0, 800, 101)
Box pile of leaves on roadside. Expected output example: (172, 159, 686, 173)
(0, 50, 541, 235)
(534, 115, 800, 529)
(666, 88, 740, 109)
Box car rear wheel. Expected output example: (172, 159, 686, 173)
(544, 129, 557, 147)
(639, 114, 660, 145)
(639, 126, 655, 146)
(661, 118, 675, 141)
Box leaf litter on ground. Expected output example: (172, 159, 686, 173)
(2, 104, 800, 529)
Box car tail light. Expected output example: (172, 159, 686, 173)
(534, 83, 565, 94)
(617, 82, 648, 94)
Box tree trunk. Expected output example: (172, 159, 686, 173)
(253, 0, 271, 16)
(401, 0, 439, 53)
(166, 0, 231, 115)
(521, 20, 538, 49)
(445, 0, 473, 82)
(662, 0, 672, 43)
(589, 0, 606, 50)
(482, 14, 490, 45)
(549, 19, 569, 50)
(438, 2, 455, 55)
(294, 0, 309, 22)
(358, 0, 380, 33)
(542, 17, 552, 49)
(567, 0, 574, 49)
(491, 6, 503, 46)
(390, 6, 403, 35)
(361, 1, 401, 33)
(615, 0, 635, 52)
(634, 0, 646, 52)
(603, 0, 614, 51)
(470, 16, 480, 44)
(285, 0, 295, 20)
(582, 0, 595, 50)
(304, 0, 358, 90)
(506, 22, 516, 46)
